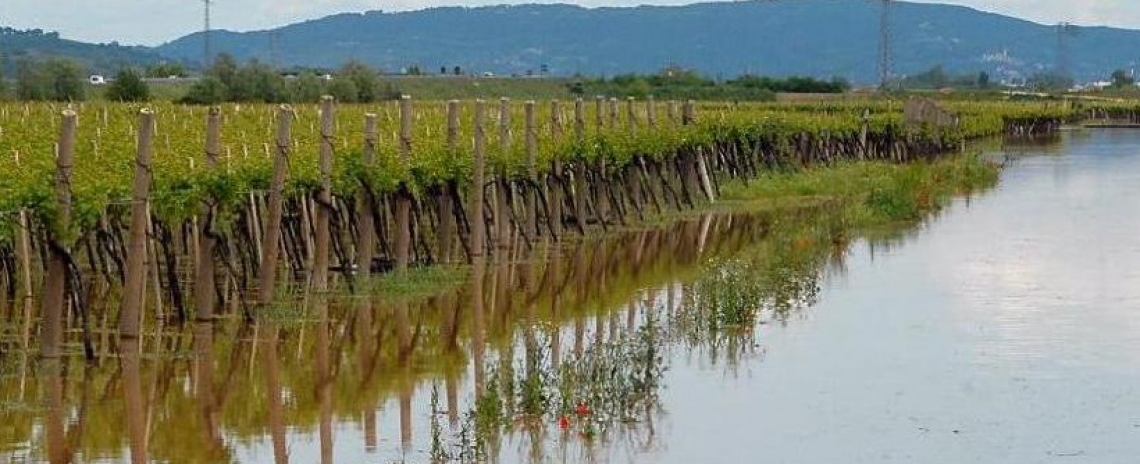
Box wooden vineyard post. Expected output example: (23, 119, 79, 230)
(524, 101, 538, 237)
(691, 100, 715, 202)
(313, 96, 335, 291)
(668, 100, 678, 125)
(195, 107, 221, 321)
(119, 110, 155, 339)
(41, 110, 76, 357)
(594, 96, 609, 222)
(646, 96, 657, 127)
(609, 97, 619, 128)
(257, 106, 292, 307)
(573, 98, 588, 232)
(549, 100, 564, 239)
(440, 101, 459, 263)
(395, 95, 413, 273)
(496, 97, 512, 250)
(625, 97, 641, 215)
(357, 113, 377, 280)
(471, 100, 487, 259)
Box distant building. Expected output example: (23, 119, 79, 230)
(89, 75, 106, 85)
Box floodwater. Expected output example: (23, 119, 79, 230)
(4, 129, 1140, 463)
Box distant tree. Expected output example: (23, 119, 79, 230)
(179, 76, 228, 104)
(145, 62, 187, 78)
(105, 68, 149, 101)
(977, 71, 991, 88)
(440, 66, 447, 75)
(453, 66, 462, 76)
(207, 53, 240, 91)
(17, 59, 85, 101)
(1111, 69, 1135, 88)
(0, 67, 7, 99)
(326, 77, 359, 103)
(236, 59, 284, 102)
(339, 60, 379, 102)
(287, 72, 324, 103)
(1027, 72, 1074, 91)
(15, 59, 49, 100)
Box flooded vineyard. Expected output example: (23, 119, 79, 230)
(10, 98, 1140, 463)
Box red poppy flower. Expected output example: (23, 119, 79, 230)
(558, 415, 570, 430)
(575, 401, 591, 417)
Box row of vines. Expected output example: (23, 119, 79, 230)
(0, 96, 1075, 357)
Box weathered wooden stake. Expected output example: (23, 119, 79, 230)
(549, 100, 564, 238)
(524, 101, 538, 237)
(313, 96, 335, 291)
(395, 95, 413, 273)
(119, 110, 155, 339)
(41, 110, 76, 357)
(257, 106, 292, 307)
(440, 101, 459, 263)
(573, 98, 588, 231)
(471, 100, 487, 258)
(195, 107, 221, 321)
(357, 113, 378, 279)
(496, 97, 512, 250)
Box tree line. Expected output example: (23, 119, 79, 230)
(572, 68, 851, 101)
(180, 54, 400, 104)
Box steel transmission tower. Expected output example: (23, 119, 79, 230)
(878, 0, 893, 89)
(203, 0, 213, 66)
(1056, 22, 1074, 80)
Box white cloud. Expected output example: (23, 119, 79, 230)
(3, 0, 1140, 46)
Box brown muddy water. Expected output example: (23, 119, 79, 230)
(4, 130, 1140, 463)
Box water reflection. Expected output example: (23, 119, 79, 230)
(2, 200, 925, 463)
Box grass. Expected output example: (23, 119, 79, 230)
(720, 153, 1001, 227)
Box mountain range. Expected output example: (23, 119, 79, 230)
(7, 1, 1140, 83)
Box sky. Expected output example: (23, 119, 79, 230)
(3, 0, 1139, 46)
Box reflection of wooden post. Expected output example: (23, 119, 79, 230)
(472, 257, 487, 396)
(120, 110, 154, 339)
(317, 301, 333, 464)
(313, 96, 335, 291)
(44, 360, 68, 464)
(258, 106, 292, 307)
(524, 101, 538, 237)
(42, 110, 75, 357)
(263, 325, 288, 464)
(470, 100, 486, 258)
(440, 101, 460, 263)
(196, 107, 221, 321)
(122, 340, 148, 464)
(357, 114, 377, 278)
(194, 322, 223, 455)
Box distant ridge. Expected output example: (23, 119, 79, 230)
(10, 1, 1140, 83)
(0, 27, 167, 75)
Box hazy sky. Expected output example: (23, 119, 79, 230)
(3, 0, 1139, 46)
